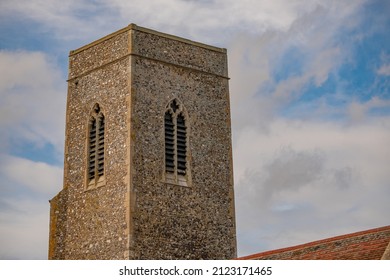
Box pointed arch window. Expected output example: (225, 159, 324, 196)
(87, 103, 105, 188)
(164, 99, 189, 186)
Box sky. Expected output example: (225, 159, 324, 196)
(0, 0, 389, 259)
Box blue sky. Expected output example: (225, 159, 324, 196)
(0, 0, 389, 259)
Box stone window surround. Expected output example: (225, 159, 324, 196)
(86, 103, 106, 190)
(163, 98, 191, 187)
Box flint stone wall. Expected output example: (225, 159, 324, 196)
(49, 24, 236, 260)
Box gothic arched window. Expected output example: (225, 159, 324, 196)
(164, 99, 189, 185)
(87, 103, 105, 188)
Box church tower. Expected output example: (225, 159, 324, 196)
(49, 24, 236, 259)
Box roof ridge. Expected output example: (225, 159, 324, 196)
(237, 225, 390, 260)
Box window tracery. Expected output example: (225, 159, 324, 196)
(164, 99, 189, 186)
(87, 103, 105, 188)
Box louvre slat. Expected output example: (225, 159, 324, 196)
(165, 111, 175, 172)
(177, 114, 186, 174)
(89, 119, 97, 183)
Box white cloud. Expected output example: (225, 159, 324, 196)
(347, 97, 390, 122)
(227, 0, 365, 134)
(0, 155, 63, 196)
(110, 0, 322, 36)
(234, 118, 390, 256)
(0, 0, 114, 41)
(0, 0, 365, 45)
(0, 197, 50, 259)
(0, 155, 62, 259)
(0, 50, 66, 153)
(0, 51, 64, 259)
(377, 63, 390, 76)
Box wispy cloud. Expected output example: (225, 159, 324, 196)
(0, 155, 62, 259)
(0, 196, 51, 259)
(0, 50, 66, 154)
(0, 50, 65, 259)
(348, 97, 390, 122)
(228, 1, 368, 132)
(0, 155, 63, 196)
(377, 64, 390, 76)
(0, 0, 118, 42)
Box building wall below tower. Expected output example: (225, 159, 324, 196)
(48, 188, 68, 259)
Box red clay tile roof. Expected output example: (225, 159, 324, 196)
(238, 225, 390, 260)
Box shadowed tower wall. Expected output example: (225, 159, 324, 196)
(49, 24, 236, 259)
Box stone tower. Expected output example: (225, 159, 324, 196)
(49, 24, 236, 259)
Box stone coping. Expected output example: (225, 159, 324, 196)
(69, 23, 226, 56)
